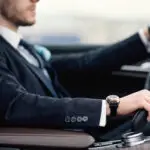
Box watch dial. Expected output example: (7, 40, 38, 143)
(106, 95, 120, 103)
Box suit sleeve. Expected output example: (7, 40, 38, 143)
(0, 51, 103, 128)
(51, 33, 148, 72)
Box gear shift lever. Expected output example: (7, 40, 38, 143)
(132, 109, 148, 132)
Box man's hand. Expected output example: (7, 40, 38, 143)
(117, 90, 150, 121)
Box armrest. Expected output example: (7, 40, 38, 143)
(0, 128, 95, 149)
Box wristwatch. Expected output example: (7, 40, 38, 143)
(106, 95, 120, 117)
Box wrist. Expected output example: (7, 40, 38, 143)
(117, 96, 139, 116)
(117, 98, 123, 116)
(117, 97, 129, 116)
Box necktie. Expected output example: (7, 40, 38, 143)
(19, 39, 58, 97)
(19, 40, 43, 68)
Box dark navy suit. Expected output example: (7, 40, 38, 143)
(0, 34, 148, 128)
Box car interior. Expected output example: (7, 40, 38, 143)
(0, 0, 149, 148)
(0, 45, 150, 150)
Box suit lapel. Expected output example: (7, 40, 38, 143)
(20, 42, 59, 96)
(25, 63, 58, 97)
(0, 36, 57, 96)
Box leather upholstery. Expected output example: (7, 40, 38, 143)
(0, 128, 95, 149)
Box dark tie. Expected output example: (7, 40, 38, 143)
(19, 39, 58, 97)
(19, 39, 44, 68)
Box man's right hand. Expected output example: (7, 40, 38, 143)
(116, 90, 150, 121)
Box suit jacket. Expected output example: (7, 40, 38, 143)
(0, 33, 148, 128)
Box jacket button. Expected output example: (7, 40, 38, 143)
(77, 116, 82, 122)
(71, 116, 76, 123)
(65, 116, 70, 123)
(83, 116, 88, 122)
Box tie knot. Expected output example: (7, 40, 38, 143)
(19, 39, 27, 48)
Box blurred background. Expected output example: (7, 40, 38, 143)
(19, 0, 150, 45)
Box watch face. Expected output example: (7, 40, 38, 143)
(106, 95, 120, 104)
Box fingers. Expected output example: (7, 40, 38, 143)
(145, 95, 150, 104)
(144, 97, 150, 112)
(143, 97, 150, 121)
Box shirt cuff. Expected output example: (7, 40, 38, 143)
(99, 100, 107, 127)
(139, 29, 150, 52)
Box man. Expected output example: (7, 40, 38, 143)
(0, 0, 150, 130)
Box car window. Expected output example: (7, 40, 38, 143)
(19, 0, 150, 45)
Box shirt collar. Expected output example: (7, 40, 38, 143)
(0, 26, 22, 49)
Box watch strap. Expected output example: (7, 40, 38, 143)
(109, 104, 118, 116)
(106, 95, 120, 117)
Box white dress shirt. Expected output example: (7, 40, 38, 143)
(0, 26, 149, 127)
